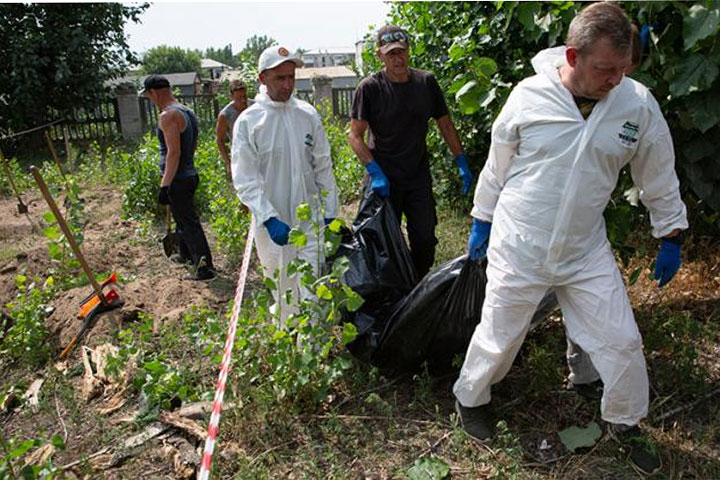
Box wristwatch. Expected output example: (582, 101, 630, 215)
(663, 230, 686, 245)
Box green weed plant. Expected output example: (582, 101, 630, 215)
(1, 276, 55, 369)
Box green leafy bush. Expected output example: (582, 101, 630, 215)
(230, 207, 360, 413)
(322, 115, 364, 203)
(116, 135, 162, 220)
(1, 276, 56, 368)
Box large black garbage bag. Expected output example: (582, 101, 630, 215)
(326, 190, 419, 361)
(373, 255, 558, 371)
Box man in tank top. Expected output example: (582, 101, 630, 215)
(144, 74, 215, 281)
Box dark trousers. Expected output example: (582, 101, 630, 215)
(388, 184, 438, 278)
(168, 175, 213, 269)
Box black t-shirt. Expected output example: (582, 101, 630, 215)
(351, 69, 449, 188)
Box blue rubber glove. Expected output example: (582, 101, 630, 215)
(468, 219, 492, 260)
(264, 217, 290, 246)
(654, 240, 682, 287)
(365, 160, 390, 197)
(455, 153, 474, 196)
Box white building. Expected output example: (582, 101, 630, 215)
(302, 47, 355, 68)
(201, 58, 230, 80)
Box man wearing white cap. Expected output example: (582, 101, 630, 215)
(231, 45, 339, 319)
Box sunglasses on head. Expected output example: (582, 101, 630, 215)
(378, 31, 409, 47)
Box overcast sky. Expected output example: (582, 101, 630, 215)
(124, 1, 392, 55)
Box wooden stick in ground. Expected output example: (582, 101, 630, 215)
(0, 148, 28, 210)
(30, 166, 107, 306)
(44, 131, 67, 180)
(62, 125, 72, 169)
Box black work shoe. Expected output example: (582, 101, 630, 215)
(612, 425, 662, 475)
(571, 379, 604, 401)
(455, 400, 494, 443)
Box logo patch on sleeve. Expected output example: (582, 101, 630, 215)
(304, 133, 314, 147)
(618, 121, 639, 146)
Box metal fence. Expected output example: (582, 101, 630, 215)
(295, 90, 314, 104)
(47, 98, 121, 140)
(141, 94, 220, 130)
(332, 88, 355, 119)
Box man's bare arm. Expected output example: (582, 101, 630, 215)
(348, 118, 373, 165)
(215, 114, 231, 174)
(435, 114, 463, 157)
(159, 109, 183, 187)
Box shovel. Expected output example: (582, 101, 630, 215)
(0, 149, 28, 214)
(162, 205, 181, 258)
(30, 166, 109, 306)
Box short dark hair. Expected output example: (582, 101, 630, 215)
(143, 74, 170, 91)
(566, 2, 632, 55)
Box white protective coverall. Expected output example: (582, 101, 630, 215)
(231, 89, 339, 317)
(453, 47, 688, 426)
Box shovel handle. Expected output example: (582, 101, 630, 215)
(30, 166, 107, 306)
(166, 205, 172, 233)
(0, 149, 26, 207)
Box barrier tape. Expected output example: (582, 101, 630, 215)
(198, 215, 255, 480)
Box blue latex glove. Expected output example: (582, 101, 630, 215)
(264, 217, 290, 246)
(324, 218, 335, 226)
(468, 219, 492, 260)
(365, 160, 390, 197)
(455, 153, 474, 196)
(654, 240, 682, 287)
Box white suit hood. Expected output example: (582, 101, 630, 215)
(530, 46, 566, 77)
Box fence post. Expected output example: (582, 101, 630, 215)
(311, 75, 333, 116)
(115, 85, 145, 139)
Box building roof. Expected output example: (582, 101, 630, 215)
(295, 66, 357, 80)
(145, 72, 200, 86)
(303, 47, 355, 56)
(201, 58, 229, 69)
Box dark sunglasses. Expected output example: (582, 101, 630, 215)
(378, 31, 409, 47)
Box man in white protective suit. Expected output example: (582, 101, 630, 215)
(231, 45, 339, 319)
(453, 3, 687, 475)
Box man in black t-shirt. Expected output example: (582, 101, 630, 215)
(348, 25, 473, 277)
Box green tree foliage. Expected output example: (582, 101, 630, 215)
(0, 3, 147, 137)
(379, 1, 719, 233)
(236, 34, 277, 67)
(204, 44, 236, 68)
(142, 45, 202, 74)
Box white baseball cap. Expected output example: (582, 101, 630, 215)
(258, 45, 304, 73)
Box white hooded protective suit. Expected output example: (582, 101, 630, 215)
(231, 90, 339, 316)
(453, 47, 688, 426)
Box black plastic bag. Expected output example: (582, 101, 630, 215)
(373, 255, 558, 371)
(373, 255, 482, 370)
(326, 190, 418, 361)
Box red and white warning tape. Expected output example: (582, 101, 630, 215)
(198, 216, 255, 480)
